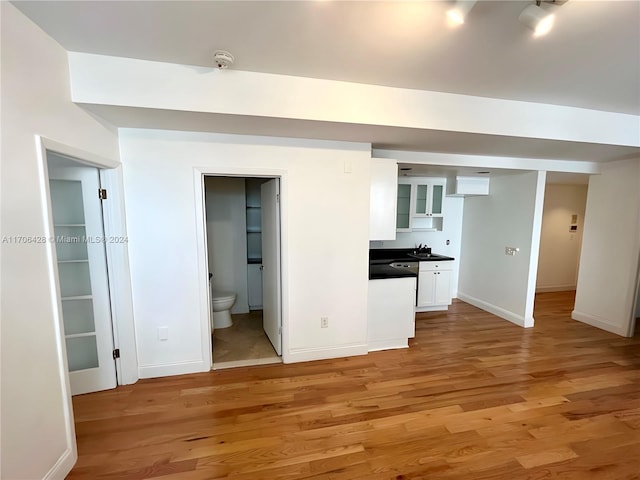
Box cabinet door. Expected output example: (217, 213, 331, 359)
(396, 183, 412, 230)
(370, 158, 398, 240)
(430, 182, 444, 216)
(247, 264, 263, 309)
(414, 181, 445, 217)
(417, 270, 436, 306)
(434, 270, 452, 305)
(414, 184, 429, 215)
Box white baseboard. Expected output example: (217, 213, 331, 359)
(415, 305, 449, 312)
(571, 310, 630, 337)
(457, 292, 531, 328)
(368, 338, 409, 352)
(536, 285, 576, 293)
(44, 447, 76, 480)
(138, 360, 210, 379)
(285, 343, 368, 363)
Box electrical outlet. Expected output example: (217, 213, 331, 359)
(320, 317, 329, 328)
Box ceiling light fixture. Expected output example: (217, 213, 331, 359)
(446, 0, 477, 26)
(519, 2, 555, 37)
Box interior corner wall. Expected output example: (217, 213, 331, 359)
(119, 129, 372, 375)
(457, 171, 544, 327)
(204, 176, 249, 314)
(537, 184, 588, 292)
(573, 158, 640, 336)
(0, 4, 120, 479)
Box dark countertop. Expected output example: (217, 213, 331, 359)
(369, 264, 418, 280)
(369, 248, 454, 264)
(369, 248, 454, 280)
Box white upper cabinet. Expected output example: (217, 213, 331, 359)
(369, 158, 398, 241)
(446, 176, 490, 197)
(396, 177, 446, 231)
(414, 179, 445, 217)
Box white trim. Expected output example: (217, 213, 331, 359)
(571, 310, 630, 337)
(99, 167, 139, 385)
(138, 360, 210, 379)
(286, 344, 368, 363)
(457, 292, 530, 328)
(368, 339, 409, 352)
(193, 169, 213, 370)
(192, 165, 290, 367)
(40, 136, 119, 169)
(34, 136, 78, 479)
(42, 447, 76, 480)
(415, 305, 449, 313)
(37, 136, 139, 388)
(536, 285, 577, 293)
(524, 171, 547, 326)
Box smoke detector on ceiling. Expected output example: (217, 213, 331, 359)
(213, 50, 234, 69)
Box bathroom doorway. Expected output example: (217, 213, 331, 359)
(204, 176, 282, 369)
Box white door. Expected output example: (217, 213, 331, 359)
(261, 179, 282, 355)
(48, 161, 117, 395)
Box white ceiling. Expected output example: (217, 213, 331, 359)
(14, 0, 640, 115)
(12, 0, 640, 164)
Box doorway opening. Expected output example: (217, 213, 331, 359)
(534, 176, 589, 322)
(204, 176, 283, 369)
(45, 151, 117, 395)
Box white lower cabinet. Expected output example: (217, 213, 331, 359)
(368, 277, 417, 351)
(247, 263, 263, 310)
(417, 261, 453, 308)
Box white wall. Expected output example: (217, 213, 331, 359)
(204, 176, 249, 314)
(537, 184, 588, 292)
(373, 185, 464, 297)
(0, 4, 120, 479)
(120, 129, 372, 376)
(457, 172, 546, 327)
(573, 158, 640, 336)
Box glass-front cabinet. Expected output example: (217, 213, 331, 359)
(396, 183, 412, 230)
(414, 180, 444, 217)
(396, 177, 446, 231)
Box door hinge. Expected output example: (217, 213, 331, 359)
(278, 326, 282, 335)
(276, 193, 280, 203)
(112, 348, 120, 359)
(99, 188, 108, 200)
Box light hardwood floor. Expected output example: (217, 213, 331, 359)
(68, 292, 640, 479)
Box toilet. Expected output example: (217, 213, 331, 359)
(211, 289, 237, 329)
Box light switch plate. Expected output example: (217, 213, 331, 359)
(158, 326, 169, 340)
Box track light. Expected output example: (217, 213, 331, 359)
(447, 1, 477, 26)
(519, 3, 555, 37)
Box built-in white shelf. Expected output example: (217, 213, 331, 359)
(65, 332, 96, 339)
(61, 295, 93, 301)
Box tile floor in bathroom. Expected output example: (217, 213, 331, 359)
(212, 310, 280, 365)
